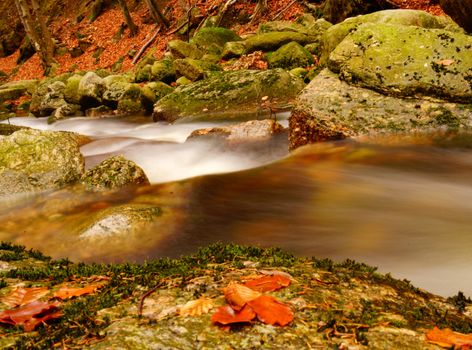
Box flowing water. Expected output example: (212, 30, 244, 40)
(1, 116, 471, 297)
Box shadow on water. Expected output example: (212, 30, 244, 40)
(0, 131, 471, 296)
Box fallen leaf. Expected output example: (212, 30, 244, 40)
(248, 295, 293, 326)
(223, 282, 261, 311)
(211, 304, 256, 325)
(179, 297, 214, 317)
(1, 287, 49, 308)
(258, 269, 293, 280)
(435, 59, 454, 66)
(244, 274, 291, 292)
(426, 327, 472, 348)
(0, 301, 62, 331)
(53, 284, 101, 300)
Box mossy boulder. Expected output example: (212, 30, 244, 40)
(151, 59, 176, 83)
(328, 23, 472, 103)
(0, 129, 85, 195)
(153, 68, 304, 122)
(221, 41, 246, 59)
(81, 155, 149, 191)
(103, 74, 130, 89)
(167, 40, 203, 59)
(190, 27, 242, 55)
(176, 76, 192, 86)
(258, 21, 311, 34)
(102, 81, 133, 109)
(32, 81, 67, 118)
(0, 80, 38, 102)
(268, 41, 314, 69)
(78, 72, 106, 109)
(173, 58, 222, 81)
(117, 84, 145, 114)
(244, 31, 316, 53)
(64, 74, 83, 105)
(289, 69, 472, 150)
(141, 82, 173, 111)
(48, 103, 83, 124)
(320, 9, 464, 64)
(135, 64, 153, 83)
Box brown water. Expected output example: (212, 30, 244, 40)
(1, 117, 471, 297)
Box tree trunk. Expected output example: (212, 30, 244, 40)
(117, 0, 138, 36)
(144, 0, 170, 27)
(15, 0, 56, 72)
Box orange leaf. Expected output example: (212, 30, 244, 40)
(223, 282, 261, 311)
(426, 327, 472, 348)
(0, 301, 62, 331)
(1, 287, 49, 308)
(435, 59, 455, 66)
(244, 275, 291, 292)
(53, 285, 101, 300)
(211, 304, 256, 325)
(248, 295, 293, 326)
(179, 297, 214, 317)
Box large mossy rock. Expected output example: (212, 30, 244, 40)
(81, 155, 149, 191)
(268, 41, 314, 69)
(78, 71, 106, 109)
(167, 40, 203, 59)
(320, 9, 464, 64)
(63, 74, 83, 105)
(440, 0, 472, 33)
(190, 27, 241, 55)
(141, 82, 173, 111)
(153, 69, 304, 122)
(0, 129, 85, 195)
(289, 69, 472, 150)
(173, 58, 222, 81)
(0, 80, 38, 102)
(244, 31, 316, 53)
(30, 81, 68, 118)
(328, 23, 472, 103)
(151, 59, 176, 83)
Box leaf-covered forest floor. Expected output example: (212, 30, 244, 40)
(0, 0, 444, 82)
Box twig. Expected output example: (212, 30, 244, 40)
(138, 282, 164, 317)
(132, 25, 161, 65)
(272, 0, 297, 20)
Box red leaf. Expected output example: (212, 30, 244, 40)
(248, 295, 293, 326)
(426, 327, 472, 348)
(211, 304, 256, 325)
(1, 287, 49, 308)
(223, 282, 261, 311)
(53, 284, 101, 300)
(244, 275, 291, 292)
(0, 301, 62, 331)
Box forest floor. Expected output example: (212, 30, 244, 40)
(0, 0, 444, 82)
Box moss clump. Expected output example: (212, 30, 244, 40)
(268, 41, 314, 69)
(191, 27, 241, 55)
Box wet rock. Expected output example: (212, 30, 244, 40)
(0, 129, 85, 195)
(221, 41, 246, 59)
(48, 103, 83, 124)
(190, 27, 241, 55)
(320, 9, 464, 64)
(439, 0, 472, 33)
(81, 155, 149, 191)
(78, 71, 106, 109)
(116, 84, 145, 114)
(328, 23, 472, 103)
(173, 58, 222, 81)
(141, 82, 173, 111)
(289, 69, 472, 150)
(102, 81, 132, 109)
(168, 40, 203, 60)
(78, 205, 160, 240)
(267, 41, 314, 70)
(188, 119, 284, 142)
(244, 31, 316, 53)
(85, 105, 114, 117)
(153, 68, 304, 123)
(151, 59, 176, 83)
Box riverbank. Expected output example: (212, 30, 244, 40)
(1, 242, 471, 349)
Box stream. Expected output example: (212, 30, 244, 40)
(1, 116, 471, 297)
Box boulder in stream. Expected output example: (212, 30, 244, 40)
(0, 129, 85, 195)
(153, 69, 304, 123)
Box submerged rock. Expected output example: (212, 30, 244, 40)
(81, 155, 150, 191)
(0, 129, 85, 195)
(153, 69, 304, 123)
(289, 69, 472, 149)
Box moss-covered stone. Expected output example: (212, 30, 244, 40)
(0, 79, 38, 102)
(167, 39, 203, 60)
(102, 81, 132, 109)
(64, 74, 83, 105)
(268, 41, 314, 69)
(176, 76, 192, 86)
(320, 9, 464, 64)
(221, 41, 246, 59)
(141, 81, 173, 111)
(173, 58, 222, 81)
(289, 69, 472, 150)
(103, 74, 130, 89)
(78, 71, 105, 109)
(48, 103, 83, 124)
(150, 59, 176, 84)
(328, 23, 472, 103)
(244, 31, 316, 53)
(190, 27, 241, 55)
(81, 155, 149, 191)
(153, 68, 304, 122)
(135, 64, 153, 83)
(0, 129, 85, 195)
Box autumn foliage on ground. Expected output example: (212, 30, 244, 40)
(0, 0, 444, 82)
